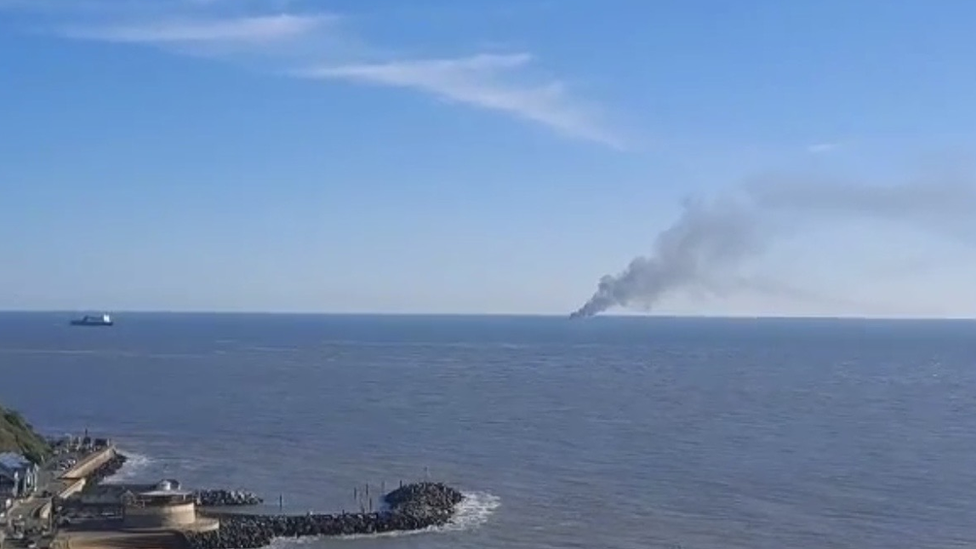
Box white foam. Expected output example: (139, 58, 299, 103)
(267, 536, 319, 548)
(440, 491, 501, 532)
(103, 450, 153, 483)
(269, 491, 500, 545)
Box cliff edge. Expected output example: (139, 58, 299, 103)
(0, 403, 51, 463)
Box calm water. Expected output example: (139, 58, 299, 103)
(1, 313, 976, 548)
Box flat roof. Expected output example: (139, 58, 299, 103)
(0, 453, 31, 471)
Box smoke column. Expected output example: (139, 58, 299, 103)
(570, 173, 976, 318)
(570, 195, 761, 318)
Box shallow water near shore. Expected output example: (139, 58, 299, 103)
(2, 313, 976, 548)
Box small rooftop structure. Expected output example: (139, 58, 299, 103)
(155, 479, 181, 492)
(119, 479, 193, 504)
(135, 479, 192, 499)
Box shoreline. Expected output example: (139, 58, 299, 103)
(19, 442, 467, 549)
(2, 433, 469, 549)
(181, 483, 465, 549)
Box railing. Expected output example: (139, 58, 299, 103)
(128, 494, 195, 507)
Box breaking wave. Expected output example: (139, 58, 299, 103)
(103, 450, 153, 483)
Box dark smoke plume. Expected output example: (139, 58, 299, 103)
(571, 173, 976, 318)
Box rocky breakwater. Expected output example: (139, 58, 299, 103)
(83, 451, 128, 485)
(193, 489, 263, 507)
(182, 482, 464, 549)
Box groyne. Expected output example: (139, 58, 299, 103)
(60, 446, 120, 480)
(193, 490, 263, 507)
(181, 482, 464, 549)
(84, 452, 128, 484)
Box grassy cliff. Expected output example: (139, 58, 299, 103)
(0, 404, 51, 464)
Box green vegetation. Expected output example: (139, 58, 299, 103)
(0, 403, 51, 464)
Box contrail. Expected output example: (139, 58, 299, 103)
(570, 172, 976, 318)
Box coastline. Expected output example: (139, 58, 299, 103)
(1, 435, 468, 549)
(181, 483, 464, 549)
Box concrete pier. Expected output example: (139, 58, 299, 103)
(60, 446, 119, 482)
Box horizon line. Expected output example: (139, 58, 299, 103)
(1, 310, 975, 321)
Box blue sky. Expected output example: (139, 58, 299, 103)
(3, 0, 976, 316)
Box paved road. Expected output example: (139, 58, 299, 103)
(5, 468, 56, 528)
(2, 452, 84, 548)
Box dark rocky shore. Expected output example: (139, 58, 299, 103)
(84, 452, 128, 484)
(182, 482, 464, 549)
(193, 489, 263, 507)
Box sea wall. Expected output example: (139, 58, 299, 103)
(193, 489, 263, 507)
(57, 478, 87, 500)
(61, 446, 121, 481)
(38, 479, 85, 519)
(83, 451, 128, 485)
(37, 500, 52, 520)
(181, 482, 463, 549)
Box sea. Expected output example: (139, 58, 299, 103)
(1, 312, 976, 549)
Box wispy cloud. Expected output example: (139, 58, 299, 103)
(0, 0, 623, 148)
(807, 142, 843, 154)
(61, 13, 333, 44)
(300, 53, 624, 148)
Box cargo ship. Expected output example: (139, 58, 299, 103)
(69, 314, 114, 327)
